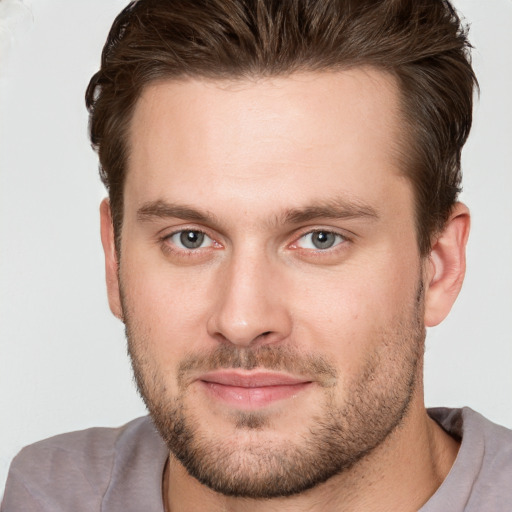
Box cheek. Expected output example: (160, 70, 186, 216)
(289, 256, 420, 371)
(119, 253, 217, 365)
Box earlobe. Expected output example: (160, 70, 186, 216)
(99, 198, 123, 321)
(424, 203, 470, 327)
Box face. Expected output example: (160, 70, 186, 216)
(110, 69, 429, 497)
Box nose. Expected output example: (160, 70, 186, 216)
(206, 248, 292, 348)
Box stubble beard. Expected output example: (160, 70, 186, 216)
(123, 286, 425, 499)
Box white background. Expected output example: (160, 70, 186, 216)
(1, 0, 511, 494)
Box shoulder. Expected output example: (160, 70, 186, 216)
(431, 406, 512, 461)
(1, 417, 167, 512)
(424, 407, 512, 511)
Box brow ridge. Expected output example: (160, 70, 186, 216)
(136, 197, 379, 227)
(137, 200, 213, 223)
(283, 199, 379, 224)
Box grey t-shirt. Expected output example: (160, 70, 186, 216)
(2, 407, 511, 511)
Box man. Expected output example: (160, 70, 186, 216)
(2, 0, 511, 510)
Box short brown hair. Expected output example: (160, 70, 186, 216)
(86, 0, 477, 255)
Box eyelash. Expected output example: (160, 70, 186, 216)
(290, 229, 350, 252)
(159, 228, 219, 257)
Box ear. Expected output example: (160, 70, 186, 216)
(100, 198, 123, 321)
(424, 202, 470, 327)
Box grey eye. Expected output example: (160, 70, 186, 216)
(311, 231, 336, 249)
(296, 230, 344, 250)
(170, 230, 211, 249)
(181, 231, 204, 248)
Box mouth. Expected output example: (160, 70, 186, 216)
(197, 370, 313, 409)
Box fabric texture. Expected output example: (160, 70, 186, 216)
(420, 408, 512, 511)
(1, 417, 168, 512)
(2, 407, 511, 511)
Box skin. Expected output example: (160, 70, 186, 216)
(100, 68, 470, 511)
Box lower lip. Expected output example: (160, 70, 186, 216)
(200, 381, 311, 409)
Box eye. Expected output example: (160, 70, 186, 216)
(295, 230, 345, 250)
(169, 230, 213, 250)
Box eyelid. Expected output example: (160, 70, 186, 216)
(171, 230, 213, 249)
(159, 226, 221, 252)
(289, 228, 350, 251)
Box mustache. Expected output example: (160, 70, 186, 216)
(177, 345, 337, 389)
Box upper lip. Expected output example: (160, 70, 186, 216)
(198, 370, 312, 388)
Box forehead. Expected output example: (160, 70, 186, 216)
(125, 69, 410, 223)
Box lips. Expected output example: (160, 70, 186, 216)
(197, 371, 312, 409)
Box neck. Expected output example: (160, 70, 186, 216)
(163, 398, 459, 512)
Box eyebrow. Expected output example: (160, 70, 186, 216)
(137, 197, 379, 226)
(282, 198, 379, 224)
(137, 200, 217, 224)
